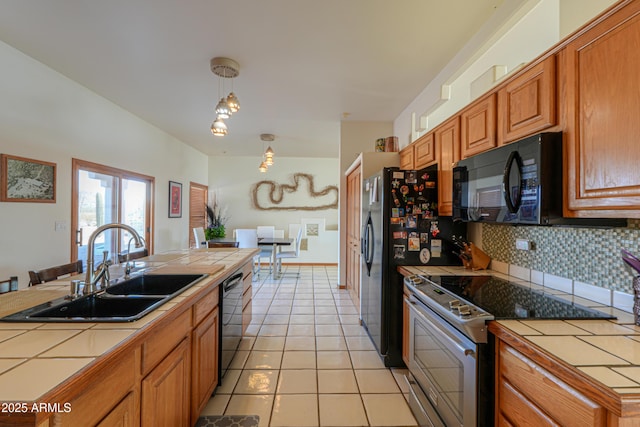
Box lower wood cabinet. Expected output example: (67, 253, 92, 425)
(95, 392, 136, 427)
(241, 263, 253, 334)
(497, 341, 606, 427)
(141, 338, 191, 427)
(191, 306, 219, 423)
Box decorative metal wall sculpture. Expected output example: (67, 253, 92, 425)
(251, 173, 338, 211)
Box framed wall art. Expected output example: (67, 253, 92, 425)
(168, 180, 182, 218)
(0, 154, 56, 203)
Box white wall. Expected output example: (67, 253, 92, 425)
(208, 155, 339, 264)
(0, 40, 208, 288)
(394, 0, 615, 147)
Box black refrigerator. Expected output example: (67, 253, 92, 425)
(360, 165, 466, 367)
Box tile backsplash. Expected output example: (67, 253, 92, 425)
(481, 219, 640, 295)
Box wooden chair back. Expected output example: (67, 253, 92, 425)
(28, 260, 83, 286)
(117, 249, 149, 264)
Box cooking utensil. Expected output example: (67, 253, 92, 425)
(621, 249, 640, 275)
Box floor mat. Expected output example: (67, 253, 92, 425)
(195, 415, 260, 427)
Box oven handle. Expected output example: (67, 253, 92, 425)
(408, 294, 476, 357)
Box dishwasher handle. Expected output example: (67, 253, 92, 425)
(223, 272, 243, 293)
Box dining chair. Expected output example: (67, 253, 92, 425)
(193, 227, 206, 248)
(235, 229, 261, 278)
(0, 277, 18, 294)
(256, 226, 275, 272)
(276, 227, 303, 276)
(117, 248, 149, 264)
(28, 260, 83, 286)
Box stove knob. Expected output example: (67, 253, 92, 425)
(449, 300, 461, 310)
(458, 304, 471, 316)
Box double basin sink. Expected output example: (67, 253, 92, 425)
(0, 274, 207, 322)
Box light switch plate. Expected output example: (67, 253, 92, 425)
(515, 239, 532, 251)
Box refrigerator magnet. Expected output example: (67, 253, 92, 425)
(408, 237, 420, 251)
(393, 245, 406, 259)
(407, 215, 417, 228)
(419, 248, 431, 264)
(392, 172, 404, 179)
(431, 239, 442, 257)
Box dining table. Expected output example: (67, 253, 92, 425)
(258, 237, 293, 277)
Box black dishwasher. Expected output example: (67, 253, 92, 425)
(219, 269, 244, 381)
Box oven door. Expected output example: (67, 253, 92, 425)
(407, 295, 478, 427)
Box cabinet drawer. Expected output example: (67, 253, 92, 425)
(142, 309, 191, 375)
(193, 285, 219, 327)
(499, 343, 605, 427)
(242, 285, 252, 310)
(58, 349, 137, 426)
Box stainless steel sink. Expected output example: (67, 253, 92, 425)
(0, 273, 208, 322)
(105, 274, 206, 297)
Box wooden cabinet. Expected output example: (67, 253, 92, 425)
(345, 164, 362, 310)
(141, 338, 191, 427)
(435, 116, 460, 216)
(95, 392, 136, 427)
(498, 55, 556, 144)
(496, 340, 606, 427)
(241, 263, 252, 334)
(399, 145, 414, 169)
(461, 93, 497, 158)
(191, 307, 219, 423)
(561, 0, 640, 217)
(414, 132, 436, 169)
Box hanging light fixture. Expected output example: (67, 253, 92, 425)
(258, 159, 268, 172)
(210, 57, 240, 136)
(264, 146, 274, 166)
(211, 117, 227, 136)
(261, 134, 275, 166)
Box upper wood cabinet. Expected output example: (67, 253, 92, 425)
(435, 116, 460, 216)
(498, 55, 557, 144)
(561, 0, 640, 217)
(414, 132, 436, 169)
(461, 93, 497, 158)
(399, 144, 415, 170)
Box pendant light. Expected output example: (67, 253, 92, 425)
(211, 117, 227, 136)
(258, 159, 268, 172)
(210, 57, 240, 136)
(264, 146, 274, 166)
(261, 133, 275, 167)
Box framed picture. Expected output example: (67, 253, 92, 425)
(301, 218, 325, 237)
(168, 181, 182, 218)
(0, 154, 56, 203)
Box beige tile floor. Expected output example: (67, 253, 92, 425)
(200, 266, 418, 427)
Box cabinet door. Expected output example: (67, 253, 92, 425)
(414, 133, 436, 169)
(435, 116, 461, 216)
(399, 145, 415, 169)
(191, 307, 219, 423)
(96, 392, 136, 427)
(498, 55, 556, 144)
(461, 93, 496, 158)
(345, 165, 361, 310)
(142, 338, 191, 427)
(497, 341, 606, 427)
(561, 1, 640, 216)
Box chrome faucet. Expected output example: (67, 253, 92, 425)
(84, 223, 143, 294)
(124, 235, 146, 279)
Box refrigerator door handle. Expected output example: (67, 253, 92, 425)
(364, 213, 374, 275)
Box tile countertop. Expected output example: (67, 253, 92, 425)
(399, 265, 640, 410)
(0, 247, 258, 403)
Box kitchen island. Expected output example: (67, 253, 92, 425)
(399, 265, 640, 426)
(0, 247, 257, 427)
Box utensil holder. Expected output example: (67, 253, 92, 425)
(634, 276, 640, 326)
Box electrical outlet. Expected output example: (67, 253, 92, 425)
(515, 239, 532, 251)
(55, 221, 67, 232)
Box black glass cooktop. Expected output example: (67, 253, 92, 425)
(425, 275, 616, 320)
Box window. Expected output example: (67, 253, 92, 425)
(71, 159, 154, 266)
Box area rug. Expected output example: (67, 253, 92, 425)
(195, 415, 260, 427)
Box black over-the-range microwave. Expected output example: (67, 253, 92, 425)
(452, 132, 625, 226)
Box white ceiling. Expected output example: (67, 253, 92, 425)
(0, 0, 508, 159)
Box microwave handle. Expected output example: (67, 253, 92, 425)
(503, 150, 523, 213)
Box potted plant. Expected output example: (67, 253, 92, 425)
(205, 198, 228, 239)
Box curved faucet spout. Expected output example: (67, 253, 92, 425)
(84, 223, 144, 291)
